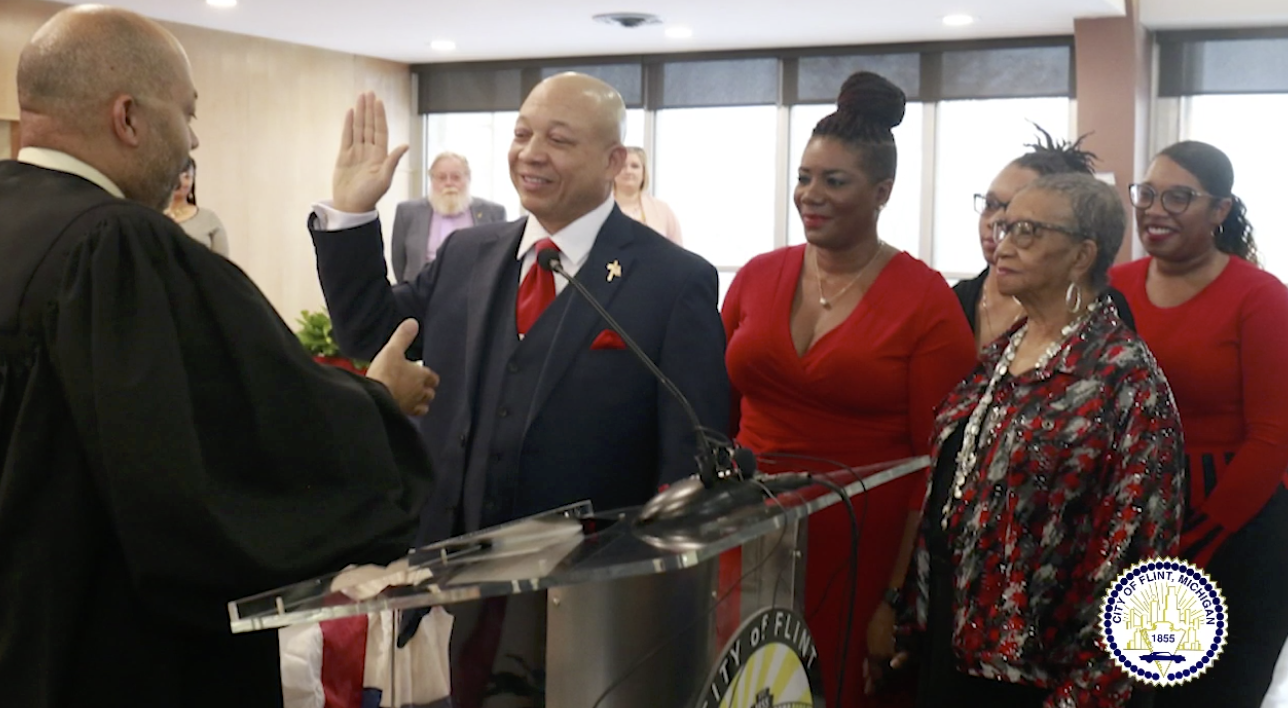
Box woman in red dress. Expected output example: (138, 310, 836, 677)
(722, 71, 976, 706)
(1111, 141, 1288, 707)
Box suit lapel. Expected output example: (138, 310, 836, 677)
(465, 219, 526, 406)
(527, 209, 639, 422)
(407, 202, 433, 273)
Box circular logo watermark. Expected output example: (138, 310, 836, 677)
(1100, 558, 1227, 686)
(696, 608, 824, 708)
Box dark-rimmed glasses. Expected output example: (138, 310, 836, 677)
(974, 194, 1008, 215)
(1128, 183, 1219, 216)
(992, 219, 1084, 249)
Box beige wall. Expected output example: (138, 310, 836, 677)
(1074, 0, 1152, 264)
(1, 0, 416, 321)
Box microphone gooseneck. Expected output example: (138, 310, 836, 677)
(537, 251, 719, 487)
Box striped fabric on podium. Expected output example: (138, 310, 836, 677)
(279, 610, 453, 708)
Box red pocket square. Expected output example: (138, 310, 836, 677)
(590, 329, 627, 350)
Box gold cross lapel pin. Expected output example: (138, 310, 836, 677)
(606, 260, 623, 282)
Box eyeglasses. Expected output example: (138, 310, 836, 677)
(992, 219, 1084, 249)
(1128, 183, 1219, 216)
(974, 194, 1008, 215)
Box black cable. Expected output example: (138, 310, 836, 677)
(589, 490, 789, 708)
(755, 452, 871, 708)
(759, 454, 869, 624)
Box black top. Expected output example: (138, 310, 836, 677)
(952, 267, 1137, 335)
(0, 160, 434, 708)
(917, 427, 1049, 708)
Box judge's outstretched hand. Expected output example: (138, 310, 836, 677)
(333, 91, 409, 214)
(367, 319, 440, 417)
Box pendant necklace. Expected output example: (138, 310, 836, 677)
(813, 241, 885, 309)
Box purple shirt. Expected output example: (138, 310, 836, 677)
(426, 209, 475, 263)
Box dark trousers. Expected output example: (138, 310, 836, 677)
(1156, 487, 1288, 708)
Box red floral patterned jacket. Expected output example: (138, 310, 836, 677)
(897, 302, 1185, 707)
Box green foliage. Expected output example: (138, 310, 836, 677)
(295, 310, 370, 369)
(295, 310, 341, 357)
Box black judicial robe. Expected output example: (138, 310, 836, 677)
(0, 160, 435, 707)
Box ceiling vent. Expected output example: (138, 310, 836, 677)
(593, 13, 662, 29)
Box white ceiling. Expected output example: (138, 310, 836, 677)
(1138, 0, 1288, 29)
(90, 0, 1283, 65)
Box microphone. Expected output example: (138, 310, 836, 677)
(537, 249, 727, 488)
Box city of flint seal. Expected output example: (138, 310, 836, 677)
(1100, 558, 1227, 686)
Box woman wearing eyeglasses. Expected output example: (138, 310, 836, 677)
(1111, 141, 1288, 708)
(888, 173, 1183, 708)
(955, 129, 1135, 351)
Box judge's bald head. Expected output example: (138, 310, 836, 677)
(17, 5, 199, 209)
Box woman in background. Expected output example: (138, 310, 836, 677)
(166, 157, 229, 257)
(613, 146, 683, 245)
(1112, 141, 1288, 707)
(954, 129, 1134, 350)
(723, 71, 975, 707)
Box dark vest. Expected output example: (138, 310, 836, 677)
(462, 259, 576, 529)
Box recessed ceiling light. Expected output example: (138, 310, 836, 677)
(593, 13, 662, 29)
(429, 40, 457, 52)
(665, 26, 693, 39)
(942, 13, 976, 27)
(206, 0, 237, 7)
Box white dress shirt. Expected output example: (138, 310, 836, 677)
(314, 196, 616, 295)
(18, 147, 125, 198)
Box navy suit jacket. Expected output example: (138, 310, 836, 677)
(311, 207, 729, 540)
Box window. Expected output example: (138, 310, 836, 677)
(1182, 94, 1288, 278)
(787, 103, 925, 258)
(652, 106, 779, 268)
(931, 97, 1071, 278)
(424, 110, 645, 220)
(425, 111, 521, 218)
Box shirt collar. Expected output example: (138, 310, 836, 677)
(516, 196, 615, 269)
(17, 147, 126, 199)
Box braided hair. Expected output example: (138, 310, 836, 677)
(811, 71, 906, 182)
(1012, 124, 1098, 176)
(1158, 140, 1258, 265)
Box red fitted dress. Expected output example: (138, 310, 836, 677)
(1111, 256, 1288, 564)
(723, 246, 976, 707)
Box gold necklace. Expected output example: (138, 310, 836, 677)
(979, 286, 1021, 340)
(813, 241, 884, 309)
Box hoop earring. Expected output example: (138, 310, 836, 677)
(1066, 282, 1083, 314)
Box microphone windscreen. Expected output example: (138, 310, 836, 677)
(537, 248, 561, 272)
(732, 446, 757, 479)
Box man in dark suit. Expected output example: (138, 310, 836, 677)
(390, 151, 507, 283)
(311, 74, 729, 541)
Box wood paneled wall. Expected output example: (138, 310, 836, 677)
(0, 0, 416, 320)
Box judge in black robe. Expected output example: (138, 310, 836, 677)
(0, 155, 435, 707)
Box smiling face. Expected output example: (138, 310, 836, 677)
(793, 136, 891, 250)
(993, 187, 1095, 303)
(1135, 155, 1231, 263)
(978, 163, 1040, 265)
(614, 150, 645, 194)
(509, 75, 626, 233)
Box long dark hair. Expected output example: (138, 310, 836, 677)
(181, 157, 197, 206)
(1012, 125, 1097, 176)
(811, 71, 906, 182)
(1157, 141, 1257, 265)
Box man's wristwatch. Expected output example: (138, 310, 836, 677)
(882, 587, 901, 607)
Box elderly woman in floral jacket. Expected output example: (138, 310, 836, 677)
(888, 173, 1184, 708)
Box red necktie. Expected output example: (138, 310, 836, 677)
(516, 238, 560, 337)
